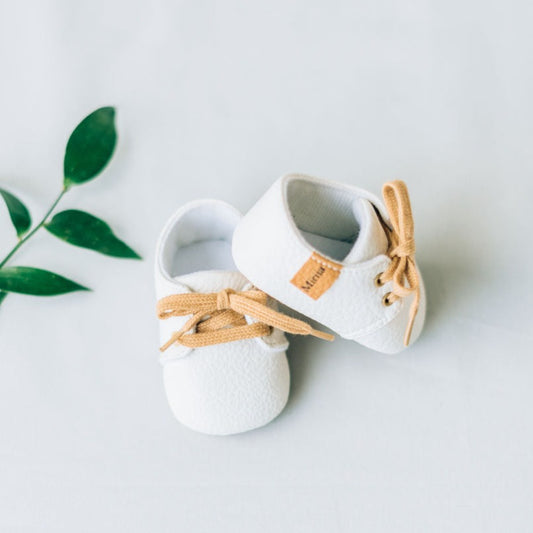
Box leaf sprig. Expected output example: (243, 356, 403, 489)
(0, 107, 141, 303)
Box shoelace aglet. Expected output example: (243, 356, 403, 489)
(310, 329, 335, 342)
(403, 300, 420, 346)
(160, 333, 179, 352)
(403, 323, 413, 347)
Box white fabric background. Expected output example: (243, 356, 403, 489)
(0, 1, 531, 531)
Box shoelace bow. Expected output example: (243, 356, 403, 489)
(157, 288, 334, 351)
(378, 180, 421, 346)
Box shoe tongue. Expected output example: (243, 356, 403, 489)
(174, 270, 251, 293)
(343, 198, 389, 264)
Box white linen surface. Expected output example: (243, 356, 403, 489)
(0, 1, 531, 531)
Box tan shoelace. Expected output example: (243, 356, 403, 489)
(157, 288, 334, 351)
(377, 180, 421, 346)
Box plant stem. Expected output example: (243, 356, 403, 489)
(0, 187, 68, 269)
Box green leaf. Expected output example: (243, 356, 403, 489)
(44, 209, 141, 259)
(0, 188, 31, 237)
(0, 291, 7, 305)
(0, 266, 89, 296)
(63, 107, 117, 187)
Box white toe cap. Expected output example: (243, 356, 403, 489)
(163, 340, 290, 435)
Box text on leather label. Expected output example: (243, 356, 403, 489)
(290, 252, 342, 300)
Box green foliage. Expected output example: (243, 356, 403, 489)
(0, 267, 89, 296)
(45, 210, 141, 259)
(0, 106, 141, 308)
(0, 188, 31, 238)
(63, 107, 117, 188)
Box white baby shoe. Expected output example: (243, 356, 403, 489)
(232, 174, 426, 354)
(155, 199, 331, 435)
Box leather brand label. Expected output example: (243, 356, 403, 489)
(290, 252, 342, 300)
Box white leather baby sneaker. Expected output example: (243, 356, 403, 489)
(155, 199, 331, 435)
(232, 174, 426, 354)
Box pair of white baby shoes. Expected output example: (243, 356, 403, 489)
(155, 174, 426, 435)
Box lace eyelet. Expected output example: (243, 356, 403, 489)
(382, 293, 394, 307)
(374, 273, 384, 287)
